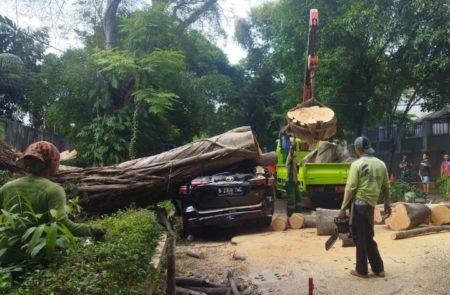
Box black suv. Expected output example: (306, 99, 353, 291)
(174, 167, 275, 235)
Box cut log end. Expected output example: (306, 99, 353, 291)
(288, 213, 305, 229)
(386, 203, 431, 231)
(271, 214, 288, 231)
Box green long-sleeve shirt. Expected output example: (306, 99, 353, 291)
(340, 155, 390, 209)
(0, 175, 101, 237)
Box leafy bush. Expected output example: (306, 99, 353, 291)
(3, 209, 161, 295)
(0, 170, 9, 186)
(389, 180, 423, 203)
(435, 175, 450, 198)
(0, 193, 76, 268)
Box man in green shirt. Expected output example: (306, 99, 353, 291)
(285, 144, 302, 216)
(339, 136, 391, 278)
(0, 141, 105, 239)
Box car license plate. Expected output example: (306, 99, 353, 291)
(218, 187, 243, 196)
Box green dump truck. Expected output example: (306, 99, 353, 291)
(276, 138, 351, 209)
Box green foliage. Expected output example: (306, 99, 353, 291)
(435, 175, 450, 198)
(4, 209, 161, 295)
(0, 170, 9, 186)
(0, 15, 49, 120)
(77, 108, 132, 165)
(0, 193, 76, 273)
(389, 180, 423, 203)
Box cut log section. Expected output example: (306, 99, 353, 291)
(286, 105, 337, 144)
(316, 208, 338, 235)
(427, 204, 450, 225)
(288, 213, 305, 229)
(271, 214, 288, 231)
(303, 214, 317, 228)
(391, 225, 450, 240)
(385, 203, 431, 230)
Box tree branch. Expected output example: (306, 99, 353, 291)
(175, 0, 218, 33)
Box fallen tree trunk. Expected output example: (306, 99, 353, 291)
(52, 127, 268, 214)
(391, 225, 450, 240)
(0, 140, 21, 172)
(385, 203, 431, 230)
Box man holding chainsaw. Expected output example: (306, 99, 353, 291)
(339, 136, 391, 278)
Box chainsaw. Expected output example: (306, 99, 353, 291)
(325, 202, 354, 251)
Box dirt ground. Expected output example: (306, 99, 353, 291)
(176, 199, 450, 295)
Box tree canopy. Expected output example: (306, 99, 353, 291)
(1, 0, 448, 166)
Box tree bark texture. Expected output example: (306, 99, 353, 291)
(53, 127, 265, 214)
(385, 202, 431, 230)
(103, 0, 121, 49)
(391, 225, 450, 240)
(0, 140, 21, 172)
(316, 208, 339, 235)
(175, 0, 219, 33)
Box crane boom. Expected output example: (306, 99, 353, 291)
(302, 9, 319, 103)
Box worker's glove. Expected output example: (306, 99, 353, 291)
(92, 225, 107, 241)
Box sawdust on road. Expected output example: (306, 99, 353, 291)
(176, 200, 450, 295)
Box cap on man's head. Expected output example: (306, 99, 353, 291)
(354, 136, 375, 155)
(17, 141, 60, 168)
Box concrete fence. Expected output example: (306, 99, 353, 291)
(0, 119, 73, 152)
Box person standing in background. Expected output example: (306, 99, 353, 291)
(279, 121, 291, 163)
(440, 153, 450, 200)
(285, 144, 302, 216)
(419, 152, 431, 195)
(399, 155, 412, 183)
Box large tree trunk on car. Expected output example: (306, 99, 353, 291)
(385, 203, 431, 230)
(53, 127, 268, 215)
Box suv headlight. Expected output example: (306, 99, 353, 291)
(185, 206, 195, 213)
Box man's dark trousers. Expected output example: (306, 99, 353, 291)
(351, 203, 384, 275)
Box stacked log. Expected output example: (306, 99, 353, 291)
(427, 204, 450, 225)
(288, 213, 305, 229)
(385, 203, 431, 230)
(271, 214, 288, 231)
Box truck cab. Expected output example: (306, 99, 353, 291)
(276, 138, 351, 209)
